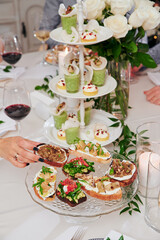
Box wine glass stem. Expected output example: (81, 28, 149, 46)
(42, 41, 45, 64)
(17, 121, 21, 136)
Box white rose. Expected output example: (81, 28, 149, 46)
(142, 6, 160, 30)
(129, 7, 148, 28)
(104, 14, 132, 39)
(134, 0, 154, 9)
(85, 0, 105, 20)
(110, 0, 134, 16)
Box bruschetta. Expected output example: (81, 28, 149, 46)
(69, 140, 111, 164)
(33, 166, 57, 201)
(34, 143, 68, 167)
(62, 157, 95, 179)
(78, 175, 122, 201)
(105, 159, 137, 187)
(56, 178, 87, 207)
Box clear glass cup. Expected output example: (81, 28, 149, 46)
(145, 151, 160, 233)
(136, 122, 160, 197)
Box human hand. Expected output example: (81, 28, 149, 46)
(0, 136, 41, 168)
(131, 64, 143, 78)
(144, 86, 160, 105)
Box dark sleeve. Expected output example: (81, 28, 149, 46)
(148, 43, 160, 64)
(43, 0, 62, 48)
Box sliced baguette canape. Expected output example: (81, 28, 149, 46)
(69, 140, 112, 164)
(106, 159, 137, 187)
(56, 178, 87, 207)
(33, 166, 57, 201)
(78, 175, 122, 201)
(34, 143, 68, 167)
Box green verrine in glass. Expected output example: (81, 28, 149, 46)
(65, 126, 80, 144)
(61, 15, 77, 34)
(53, 111, 67, 130)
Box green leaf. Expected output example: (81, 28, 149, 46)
(122, 41, 137, 53)
(108, 117, 119, 122)
(127, 150, 136, 155)
(130, 200, 139, 209)
(0, 120, 4, 124)
(120, 206, 131, 214)
(133, 208, 141, 213)
(137, 43, 149, 53)
(134, 194, 143, 205)
(135, 27, 145, 41)
(109, 122, 120, 127)
(136, 52, 157, 68)
(119, 236, 124, 240)
(35, 86, 42, 90)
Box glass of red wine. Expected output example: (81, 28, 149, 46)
(1, 33, 22, 68)
(3, 80, 31, 136)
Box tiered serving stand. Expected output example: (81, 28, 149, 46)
(25, 1, 138, 221)
(46, 0, 121, 147)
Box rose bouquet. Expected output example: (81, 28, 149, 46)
(83, 0, 160, 119)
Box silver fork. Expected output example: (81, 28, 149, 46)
(71, 226, 87, 240)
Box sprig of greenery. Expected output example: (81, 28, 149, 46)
(120, 194, 143, 215)
(3, 65, 13, 72)
(0, 120, 4, 124)
(35, 75, 54, 98)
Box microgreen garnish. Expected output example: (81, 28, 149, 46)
(101, 177, 110, 182)
(109, 167, 114, 175)
(32, 177, 45, 195)
(41, 166, 53, 174)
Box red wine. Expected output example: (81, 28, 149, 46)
(2, 52, 22, 65)
(5, 104, 31, 121)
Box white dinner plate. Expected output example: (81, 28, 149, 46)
(43, 109, 122, 148)
(50, 26, 113, 46)
(49, 75, 117, 99)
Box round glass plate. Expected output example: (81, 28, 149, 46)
(49, 75, 117, 99)
(44, 109, 122, 147)
(25, 161, 138, 218)
(49, 26, 113, 46)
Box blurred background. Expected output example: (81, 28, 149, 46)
(0, 0, 159, 53)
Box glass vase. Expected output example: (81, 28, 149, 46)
(107, 60, 130, 120)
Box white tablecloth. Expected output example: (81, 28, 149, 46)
(0, 52, 160, 240)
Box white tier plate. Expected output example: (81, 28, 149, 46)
(50, 26, 113, 46)
(43, 109, 122, 148)
(49, 75, 117, 99)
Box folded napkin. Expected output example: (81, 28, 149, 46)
(105, 230, 135, 240)
(0, 110, 16, 136)
(0, 66, 25, 80)
(30, 91, 59, 120)
(147, 71, 160, 86)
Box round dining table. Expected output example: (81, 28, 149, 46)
(0, 51, 160, 240)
